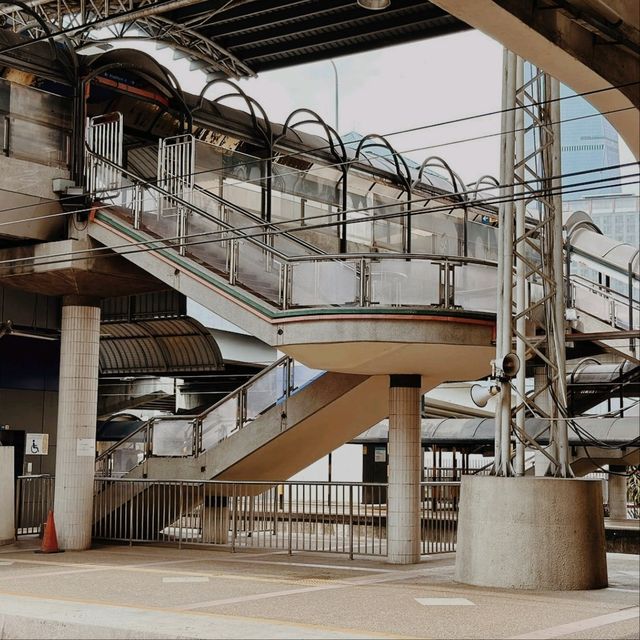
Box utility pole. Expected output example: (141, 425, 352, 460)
(493, 50, 570, 477)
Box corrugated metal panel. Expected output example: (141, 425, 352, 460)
(166, 0, 469, 73)
(99, 316, 224, 376)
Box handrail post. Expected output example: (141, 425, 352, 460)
(231, 483, 237, 552)
(133, 183, 141, 229)
(128, 483, 134, 547)
(228, 238, 238, 285)
(178, 481, 184, 549)
(349, 484, 354, 560)
(287, 484, 293, 556)
(359, 258, 368, 307)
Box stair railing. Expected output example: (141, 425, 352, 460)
(86, 147, 498, 314)
(94, 356, 323, 478)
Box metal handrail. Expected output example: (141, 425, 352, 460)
(93, 356, 305, 475)
(571, 275, 640, 318)
(95, 418, 152, 465)
(198, 355, 290, 422)
(86, 147, 294, 261)
(87, 150, 500, 271)
(191, 182, 325, 257)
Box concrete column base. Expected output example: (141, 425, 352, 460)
(201, 497, 229, 544)
(455, 476, 608, 590)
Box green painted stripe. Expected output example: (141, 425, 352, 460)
(93, 212, 495, 323)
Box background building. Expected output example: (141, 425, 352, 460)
(560, 85, 621, 200)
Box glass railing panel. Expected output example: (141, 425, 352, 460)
(139, 188, 178, 240)
(235, 238, 282, 303)
(454, 263, 497, 313)
(223, 181, 263, 216)
(183, 207, 230, 274)
(572, 284, 610, 320)
(290, 201, 341, 254)
(412, 211, 463, 257)
(201, 398, 238, 450)
(245, 361, 288, 422)
(346, 212, 373, 248)
(374, 217, 405, 252)
(370, 259, 441, 306)
(466, 219, 499, 261)
(109, 446, 145, 478)
(291, 362, 323, 393)
(613, 298, 633, 330)
(151, 418, 194, 456)
(290, 260, 359, 307)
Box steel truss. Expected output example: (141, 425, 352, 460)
(0, 1, 254, 78)
(494, 49, 570, 477)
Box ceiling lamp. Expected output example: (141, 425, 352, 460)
(357, 0, 391, 10)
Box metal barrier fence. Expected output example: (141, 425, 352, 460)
(91, 479, 457, 557)
(15, 475, 640, 552)
(14, 475, 54, 535)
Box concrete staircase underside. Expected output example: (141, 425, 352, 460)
(87, 211, 496, 377)
(94, 372, 422, 524)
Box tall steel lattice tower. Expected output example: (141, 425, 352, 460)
(493, 50, 571, 478)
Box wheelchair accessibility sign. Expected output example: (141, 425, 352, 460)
(26, 433, 49, 455)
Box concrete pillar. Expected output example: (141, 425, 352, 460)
(387, 375, 421, 564)
(53, 297, 101, 550)
(455, 476, 608, 590)
(201, 495, 229, 544)
(0, 447, 15, 545)
(608, 466, 628, 520)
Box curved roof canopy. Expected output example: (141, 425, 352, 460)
(99, 317, 224, 377)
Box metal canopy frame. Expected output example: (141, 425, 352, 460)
(1, 0, 470, 79)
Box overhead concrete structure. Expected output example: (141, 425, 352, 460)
(429, 0, 640, 156)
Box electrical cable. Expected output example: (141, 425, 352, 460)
(0, 101, 634, 223)
(1, 172, 637, 271)
(0, 157, 636, 239)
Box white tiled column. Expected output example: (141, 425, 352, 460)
(608, 466, 628, 520)
(0, 448, 15, 545)
(53, 297, 101, 550)
(387, 375, 421, 564)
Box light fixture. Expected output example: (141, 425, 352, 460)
(357, 0, 391, 10)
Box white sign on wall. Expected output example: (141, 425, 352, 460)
(26, 433, 49, 456)
(76, 438, 96, 457)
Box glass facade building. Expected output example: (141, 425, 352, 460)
(560, 85, 621, 200)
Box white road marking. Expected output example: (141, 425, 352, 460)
(0, 561, 14, 566)
(607, 587, 639, 593)
(510, 607, 640, 639)
(415, 597, 474, 606)
(162, 576, 210, 583)
(177, 566, 444, 611)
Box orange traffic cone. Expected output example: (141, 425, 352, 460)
(37, 510, 62, 554)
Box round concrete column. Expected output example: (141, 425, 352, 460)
(387, 375, 421, 565)
(455, 476, 608, 590)
(53, 297, 101, 550)
(608, 466, 628, 520)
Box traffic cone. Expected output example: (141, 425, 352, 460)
(37, 510, 62, 553)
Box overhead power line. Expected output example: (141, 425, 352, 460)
(1, 172, 637, 272)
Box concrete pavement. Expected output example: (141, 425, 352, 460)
(0, 539, 637, 639)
